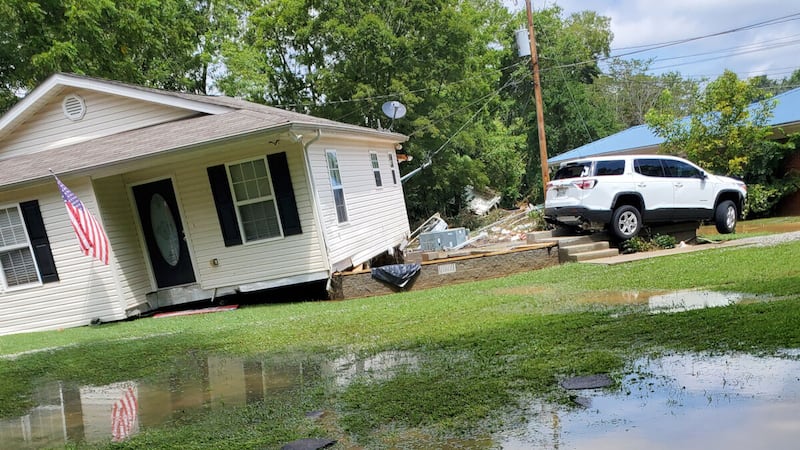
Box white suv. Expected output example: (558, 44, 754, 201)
(544, 155, 747, 240)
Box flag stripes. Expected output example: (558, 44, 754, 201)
(54, 175, 110, 265)
(111, 386, 138, 441)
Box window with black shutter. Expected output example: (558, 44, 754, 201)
(0, 200, 59, 290)
(207, 151, 302, 246)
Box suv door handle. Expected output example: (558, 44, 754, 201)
(637, 183, 646, 188)
(674, 183, 683, 188)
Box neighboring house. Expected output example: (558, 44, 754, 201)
(0, 73, 410, 335)
(548, 87, 800, 215)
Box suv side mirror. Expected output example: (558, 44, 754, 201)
(698, 171, 708, 179)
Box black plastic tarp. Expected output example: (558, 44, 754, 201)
(371, 263, 421, 288)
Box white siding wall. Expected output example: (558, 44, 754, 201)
(0, 179, 125, 336)
(308, 139, 410, 268)
(118, 135, 327, 290)
(93, 176, 151, 311)
(0, 88, 197, 159)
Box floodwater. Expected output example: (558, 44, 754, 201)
(500, 352, 800, 449)
(494, 286, 754, 313)
(4, 349, 800, 449)
(699, 219, 800, 235)
(0, 350, 421, 449)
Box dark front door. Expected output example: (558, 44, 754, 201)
(132, 179, 196, 288)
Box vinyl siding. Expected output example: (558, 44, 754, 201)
(92, 176, 151, 310)
(117, 135, 326, 290)
(0, 179, 125, 336)
(309, 141, 410, 268)
(0, 88, 198, 160)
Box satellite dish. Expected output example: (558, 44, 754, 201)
(381, 101, 407, 119)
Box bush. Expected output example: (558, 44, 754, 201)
(621, 237, 653, 254)
(652, 234, 677, 249)
(622, 234, 677, 253)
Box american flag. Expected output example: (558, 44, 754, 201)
(55, 175, 110, 265)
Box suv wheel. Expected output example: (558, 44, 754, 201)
(611, 205, 642, 240)
(714, 200, 737, 234)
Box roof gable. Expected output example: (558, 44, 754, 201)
(0, 73, 232, 140)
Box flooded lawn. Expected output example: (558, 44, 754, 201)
(501, 352, 800, 449)
(493, 286, 757, 313)
(4, 348, 800, 449)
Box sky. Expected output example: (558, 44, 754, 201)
(505, 0, 800, 83)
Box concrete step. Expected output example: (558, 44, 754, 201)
(529, 230, 618, 263)
(558, 241, 611, 259)
(565, 248, 621, 262)
(528, 231, 609, 245)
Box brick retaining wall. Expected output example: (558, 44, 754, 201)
(330, 243, 558, 299)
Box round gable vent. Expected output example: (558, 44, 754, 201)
(62, 94, 86, 121)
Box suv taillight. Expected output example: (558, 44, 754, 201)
(572, 179, 597, 190)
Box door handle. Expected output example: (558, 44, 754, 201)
(637, 183, 646, 188)
(674, 183, 683, 188)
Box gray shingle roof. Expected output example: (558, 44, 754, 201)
(0, 74, 407, 189)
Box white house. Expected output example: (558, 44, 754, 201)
(0, 73, 411, 335)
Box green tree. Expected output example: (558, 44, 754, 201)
(646, 70, 799, 217)
(221, 0, 523, 223)
(0, 0, 246, 113)
(593, 58, 699, 128)
(500, 7, 619, 203)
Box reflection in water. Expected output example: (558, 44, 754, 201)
(648, 290, 743, 312)
(501, 352, 800, 449)
(0, 351, 415, 449)
(327, 350, 419, 387)
(0, 355, 312, 449)
(585, 289, 749, 312)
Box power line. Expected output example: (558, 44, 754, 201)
(608, 12, 800, 57)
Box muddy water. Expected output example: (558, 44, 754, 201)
(494, 286, 754, 313)
(5, 348, 800, 449)
(0, 354, 318, 448)
(699, 219, 800, 235)
(501, 352, 800, 449)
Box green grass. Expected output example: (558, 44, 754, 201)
(2, 240, 800, 448)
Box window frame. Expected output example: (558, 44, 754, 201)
(370, 152, 383, 187)
(225, 157, 284, 243)
(326, 149, 349, 223)
(0, 204, 42, 291)
(388, 152, 398, 185)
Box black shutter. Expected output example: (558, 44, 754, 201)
(267, 152, 302, 236)
(207, 165, 243, 246)
(19, 200, 59, 283)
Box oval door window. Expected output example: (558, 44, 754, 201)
(150, 194, 180, 267)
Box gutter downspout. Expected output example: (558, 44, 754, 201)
(295, 130, 333, 286)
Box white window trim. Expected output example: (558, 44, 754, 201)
(0, 204, 42, 291)
(225, 157, 284, 243)
(388, 152, 398, 185)
(370, 151, 383, 188)
(326, 149, 349, 224)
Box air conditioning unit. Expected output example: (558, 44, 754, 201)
(419, 228, 469, 251)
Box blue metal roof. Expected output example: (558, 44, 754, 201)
(549, 86, 800, 165)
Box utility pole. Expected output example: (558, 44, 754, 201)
(525, 0, 550, 197)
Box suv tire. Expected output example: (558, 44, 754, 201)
(611, 205, 642, 240)
(714, 200, 737, 234)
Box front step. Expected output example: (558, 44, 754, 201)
(528, 230, 619, 263)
